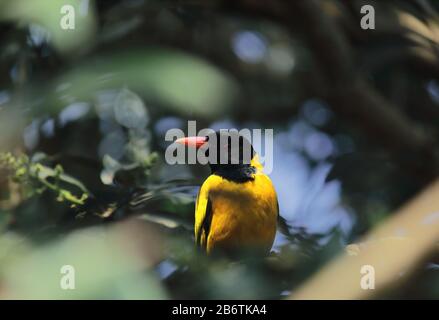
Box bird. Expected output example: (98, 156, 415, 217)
(175, 130, 278, 257)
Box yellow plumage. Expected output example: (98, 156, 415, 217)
(195, 156, 278, 255)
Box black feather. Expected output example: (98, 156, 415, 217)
(196, 197, 213, 250)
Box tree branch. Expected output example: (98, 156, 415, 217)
(290, 178, 439, 299)
(225, 0, 439, 181)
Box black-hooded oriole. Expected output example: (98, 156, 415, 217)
(176, 131, 278, 256)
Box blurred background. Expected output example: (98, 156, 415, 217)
(0, 0, 439, 299)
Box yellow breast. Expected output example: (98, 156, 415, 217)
(195, 163, 278, 255)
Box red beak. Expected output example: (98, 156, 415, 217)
(175, 136, 208, 149)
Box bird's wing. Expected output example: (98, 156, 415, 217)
(194, 180, 213, 249)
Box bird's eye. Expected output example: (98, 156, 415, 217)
(205, 136, 209, 142)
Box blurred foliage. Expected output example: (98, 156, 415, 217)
(0, 152, 89, 206)
(0, 220, 167, 299)
(0, 0, 438, 299)
(0, 0, 97, 53)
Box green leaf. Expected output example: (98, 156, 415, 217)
(41, 49, 238, 119)
(0, 0, 97, 53)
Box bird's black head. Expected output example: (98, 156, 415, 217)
(176, 130, 257, 182)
